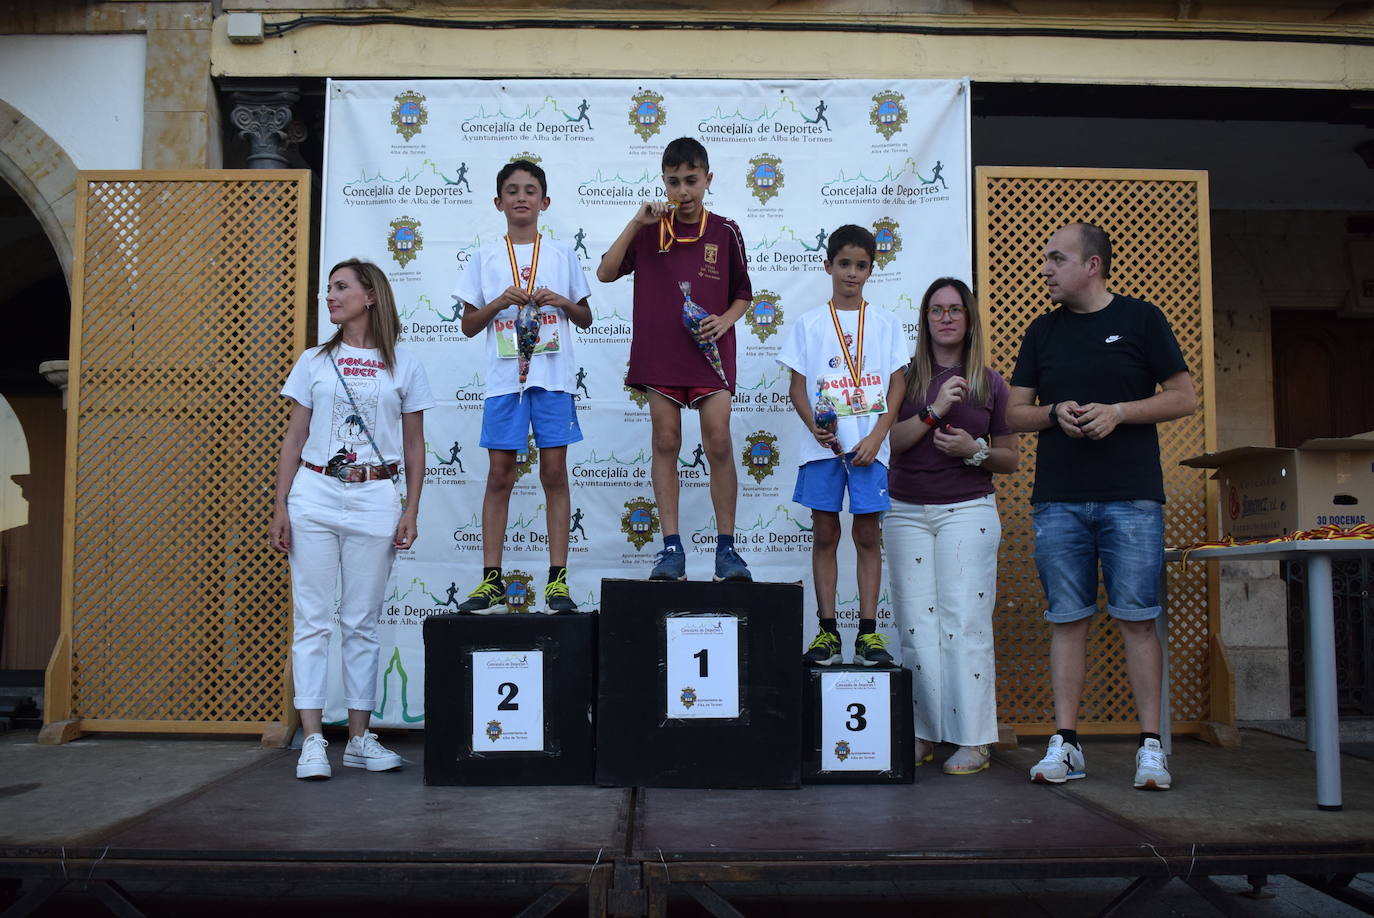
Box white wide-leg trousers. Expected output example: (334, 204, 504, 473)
(883, 495, 1001, 747)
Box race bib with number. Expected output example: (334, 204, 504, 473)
(817, 370, 887, 418)
(494, 309, 562, 359)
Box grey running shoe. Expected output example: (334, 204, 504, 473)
(1133, 738, 1171, 790)
(1030, 735, 1086, 784)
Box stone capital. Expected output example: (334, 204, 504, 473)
(225, 81, 306, 169)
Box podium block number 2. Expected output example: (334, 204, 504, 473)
(665, 615, 741, 719)
(820, 670, 892, 771)
(471, 650, 545, 752)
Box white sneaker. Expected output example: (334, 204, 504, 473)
(1029, 735, 1086, 784)
(1133, 738, 1171, 790)
(296, 733, 330, 780)
(343, 732, 403, 772)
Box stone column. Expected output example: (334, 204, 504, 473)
(225, 81, 307, 170)
(142, 4, 217, 169)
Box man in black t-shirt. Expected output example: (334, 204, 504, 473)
(1008, 222, 1196, 792)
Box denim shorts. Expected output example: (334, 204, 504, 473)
(1031, 499, 1164, 623)
(480, 387, 582, 450)
(792, 456, 890, 515)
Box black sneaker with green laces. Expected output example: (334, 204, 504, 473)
(802, 628, 842, 666)
(854, 631, 894, 667)
(544, 569, 579, 614)
(456, 570, 506, 614)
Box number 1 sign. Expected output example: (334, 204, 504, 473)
(664, 614, 740, 720)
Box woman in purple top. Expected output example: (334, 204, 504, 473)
(885, 278, 1019, 776)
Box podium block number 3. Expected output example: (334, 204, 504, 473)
(665, 615, 741, 719)
(471, 650, 545, 752)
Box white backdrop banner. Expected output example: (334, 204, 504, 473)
(319, 78, 971, 726)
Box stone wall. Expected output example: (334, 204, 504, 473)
(0, 2, 219, 170)
(1209, 210, 1354, 720)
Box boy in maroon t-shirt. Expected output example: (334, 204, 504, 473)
(596, 137, 753, 582)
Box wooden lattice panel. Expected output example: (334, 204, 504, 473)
(52, 171, 309, 736)
(976, 168, 1216, 734)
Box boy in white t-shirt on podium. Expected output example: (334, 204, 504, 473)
(453, 159, 593, 613)
(776, 225, 908, 666)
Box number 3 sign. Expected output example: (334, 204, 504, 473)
(470, 649, 545, 752)
(664, 614, 741, 720)
(819, 670, 892, 771)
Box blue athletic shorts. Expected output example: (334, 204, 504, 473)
(792, 456, 890, 515)
(480, 388, 582, 450)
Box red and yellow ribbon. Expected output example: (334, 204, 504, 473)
(504, 233, 541, 296)
(658, 208, 709, 253)
(828, 298, 867, 389)
(1173, 522, 1374, 567)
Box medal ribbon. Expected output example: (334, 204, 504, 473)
(658, 208, 710, 253)
(504, 233, 542, 296)
(1174, 522, 1374, 570)
(829, 298, 867, 389)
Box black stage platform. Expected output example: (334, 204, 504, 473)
(3, 731, 1373, 917)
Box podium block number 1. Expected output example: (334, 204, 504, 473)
(471, 650, 545, 752)
(665, 614, 740, 719)
(820, 670, 892, 771)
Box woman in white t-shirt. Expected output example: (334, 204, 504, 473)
(268, 259, 436, 781)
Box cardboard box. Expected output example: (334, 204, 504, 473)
(1181, 437, 1374, 540)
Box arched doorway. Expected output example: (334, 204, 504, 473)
(0, 100, 76, 696)
(0, 176, 68, 679)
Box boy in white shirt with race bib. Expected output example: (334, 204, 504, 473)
(776, 225, 909, 667)
(454, 159, 593, 613)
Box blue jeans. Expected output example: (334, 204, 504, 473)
(1031, 500, 1164, 623)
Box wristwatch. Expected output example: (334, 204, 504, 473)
(1047, 402, 1059, 426)
(919, 405, 941, 427)
(964, 437, 991, 467)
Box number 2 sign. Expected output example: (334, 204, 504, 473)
(470, 649, 545, 752)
